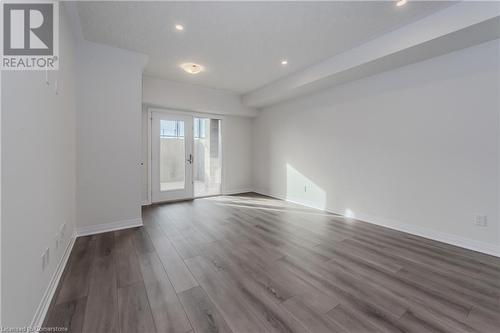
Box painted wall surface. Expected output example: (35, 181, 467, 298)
(253, 40, 500, 254)
(76, 41, 146, 230)
(1, 8, 77, 326)
(143, 76, 258, 117)
(222, 116, 254, 194)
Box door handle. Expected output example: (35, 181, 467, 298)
(187, 154, 193, 164)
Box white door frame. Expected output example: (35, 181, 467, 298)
(151, 111, 194, 203)
(146, 107, 225, 204)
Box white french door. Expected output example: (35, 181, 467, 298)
(151, 112, 193, 202)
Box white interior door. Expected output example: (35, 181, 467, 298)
(151, 112, 193, 202)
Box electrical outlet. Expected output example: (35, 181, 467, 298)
(474, 215, 487, 227)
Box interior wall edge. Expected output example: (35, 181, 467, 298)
(75, 40, 144, 232)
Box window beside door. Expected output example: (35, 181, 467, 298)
(193, 118, 222, 197)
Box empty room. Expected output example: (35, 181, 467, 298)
(2, 0, 500, 332)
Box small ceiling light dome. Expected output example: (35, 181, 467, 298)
(396, 0, 407, 7)
(281, 59, 288, 65)
(175, 24, 184, 31)
(180, 62, 204, 74)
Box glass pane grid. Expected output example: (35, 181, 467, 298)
(160, 120, 184, 138)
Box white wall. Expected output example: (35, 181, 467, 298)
(143, 76, 258, 117)
(1, 8, 77, 326)
(222, 116, 254, 194)
(76, 41, 146, 233)
(253, 40, 500, 255)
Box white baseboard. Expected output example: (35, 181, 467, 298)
(222, 188, 254, 195)
(30, 234, 76, 330)
(253, 189, 500, 258)
(76, 218, 143, 237)
(342, 210, 500, 258)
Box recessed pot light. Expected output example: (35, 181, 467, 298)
(180, 62, 204, 74)
(281, 59, 288, 65)
(175, 24, 184, 31)
(396, 0, 407, 7)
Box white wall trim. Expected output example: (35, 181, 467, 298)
(253, 190, 500, 258)
(30, 234, 76, 331)
(76, 218, 143, 237)
(345, 210, 500, 258)
(223, 188, 254, 195)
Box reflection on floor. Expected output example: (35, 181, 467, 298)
(43, 193, 500, 333)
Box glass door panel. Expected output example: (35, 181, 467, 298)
(160, 119, 185, 191)
(193, 118, 222, 197)
(152, 112, 193, 202)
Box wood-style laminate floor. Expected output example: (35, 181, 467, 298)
(43, 193, 500, 333)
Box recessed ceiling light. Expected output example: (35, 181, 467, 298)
(175, 24, 184, 31)
(281, 59, 288, 65)
(180, 62, 204, 74)
(396, 0, 407, 7)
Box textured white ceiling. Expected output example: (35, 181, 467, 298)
(77, 1, 453, 93)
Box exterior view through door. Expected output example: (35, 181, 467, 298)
(151, 111, 222, 203)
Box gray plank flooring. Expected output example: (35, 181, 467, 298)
(43, 193, 500, 332)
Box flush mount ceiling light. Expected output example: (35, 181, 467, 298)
(281, 59, 288, 65)
(396, 0, 407, 6)
(175, 24, 184, 31)
(180, 62, 204, 74)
